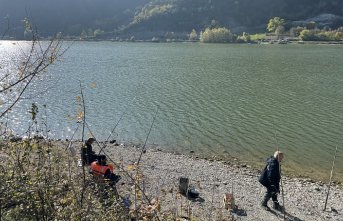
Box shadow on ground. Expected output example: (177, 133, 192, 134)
(269, 209, 304, 221)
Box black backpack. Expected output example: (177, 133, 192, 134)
(258, 165, 269, 187)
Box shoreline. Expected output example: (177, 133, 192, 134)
(1, 38, 343, 45)
(9, 137, 343, 184)
(3, 139, 343, 220)
(24, 137, 343, 185)
(97, 140, 343, 185)
(98, 142, 342, 220)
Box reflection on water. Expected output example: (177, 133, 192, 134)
(1, 41, 343, 182)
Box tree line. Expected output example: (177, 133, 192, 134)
(182, 16, 343, 43)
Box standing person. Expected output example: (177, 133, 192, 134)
(85, 138, 97, 164)
(259, 151, 284, 211)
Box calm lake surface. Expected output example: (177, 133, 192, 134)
(1, 41, 343, 182)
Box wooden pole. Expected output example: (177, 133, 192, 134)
(274, 127, 286, 220)
(280, 165, 286, 220)
(323, 146, 338, 211)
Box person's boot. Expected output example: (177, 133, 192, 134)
(261, 199, 270, 211)
(273, 202, 283, 211)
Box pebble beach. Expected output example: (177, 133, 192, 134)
(92, 142, 343, 221)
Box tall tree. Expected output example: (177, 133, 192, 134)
(189, 29, 198, 40)
(267, 17, 285, 33)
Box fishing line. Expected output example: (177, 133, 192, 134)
(64, 122, 80, 151)
(97, 110, 127, 155)
(137, 107, 159, 165)
(323, 145, 338, 211)
(84, 120, 161, 220)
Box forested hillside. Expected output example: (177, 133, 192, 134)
(0, 0, 149, 38)
(124, 0, 343, 38)
(1, 0, 343, 39)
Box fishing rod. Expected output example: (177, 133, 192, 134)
(323, 145, 338, 211)
(64, 123, 83, 166)
(97, 94, 140, 154)
(84, 112, 161, 221)
(273, 124, 286, 220)
(137, 107, 159, 165)
(64, 123, 81, 151)
(97, 111, 127, 155)
(133, 107, 159, 221)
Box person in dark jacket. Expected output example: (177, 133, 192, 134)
(260, 151, 284, 211)
(85, 138, 97, 164)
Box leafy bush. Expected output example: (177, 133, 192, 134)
(300, 29, 343, 41)
(267, 17, 285, 33)
(249, 33, 266, 41)
(189, 29, 198, 41)
(236, 32, 251, 43)
(289, 26, 305, 37)
(0, 139, 129, 220)
(200, 27, 234, 43)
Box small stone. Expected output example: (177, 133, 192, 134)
(331, 207, 338, 214)
(10, 136, 22, 142)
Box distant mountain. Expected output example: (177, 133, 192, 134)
(0, 0, 149, 38)
(1, 0, 343, 39)
(123, 0, 343, 39)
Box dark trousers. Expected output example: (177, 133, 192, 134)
(87, 153, 97, 164)
(81, 148, 97, 165)
(262, 186, 278, 205)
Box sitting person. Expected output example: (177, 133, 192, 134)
(84, 138, 97, 165)
(90, 155, 121, 185)
(97, 154, 108, 166)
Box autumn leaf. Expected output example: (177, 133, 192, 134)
(127, 165, 135, 171)
(77, 111, 84, 121)
(90, 82, 97, 88)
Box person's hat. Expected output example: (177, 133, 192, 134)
(87, 138, 96, 142)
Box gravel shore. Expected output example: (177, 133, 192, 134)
(97, 142, 343, 221)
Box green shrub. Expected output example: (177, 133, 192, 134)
(200, 27, 234, 43)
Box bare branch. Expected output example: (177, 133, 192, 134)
(0, 74, 35, 118)
(0, 28, 64, 119)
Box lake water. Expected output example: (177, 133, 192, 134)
(1, 41, 343, 182)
